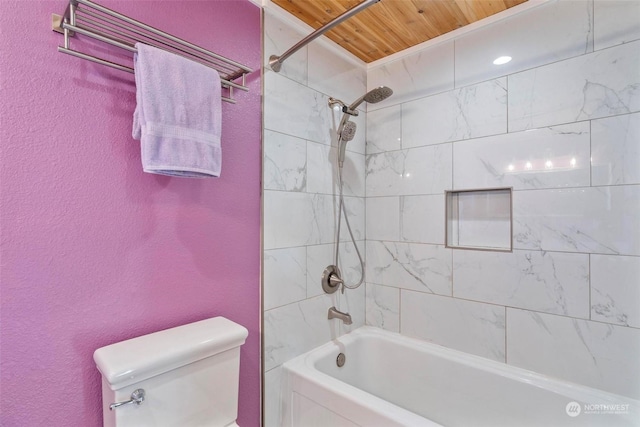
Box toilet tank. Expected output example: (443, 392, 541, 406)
(94, 317, 248, 427)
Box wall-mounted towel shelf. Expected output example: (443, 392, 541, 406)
(52, 0, 253, 104)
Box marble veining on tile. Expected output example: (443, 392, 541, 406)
(402, 291, 506, 362)
(508, 41, 640, 131)
(453, 122, 591, 190)
(366, 105, 402, 155)
(402, 78, 507, 148)
(453, 249, 589, 318)
(308, 42, 366, 106)
(591, 254, 640, 328)
(507, 308, 640, 399)
(264, 72, 332, 144)
(366, 144, 452, 197)
(366, 241, 452, 295)
(591, 112, 640, 186)
(400, 195, 445, 245)
(365, 283, 400, 332)
(264, 130, 307, 192)
(366, 197, 400, 241)
(513, 186, 640, 256)
(264, 289, 364, 371)
(264, 247, 307, 310)
(454, 0, 594, 87)
(264, 191, 337, 249)
(594, 0, 640, 51)
(367, 42, 454, 110)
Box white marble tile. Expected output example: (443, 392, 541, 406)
(264, 247, 307, 310)
(401, 291, 506, 362)
(367, 41, 454, 110)
(308, 42, 366, 106)
(264, 10, 307, 85)
(453, 122, 591, 190)
(366, 144, 453, 197)
(591, 254, 640, 328)
(264, 296, 329, 371)
(306, 141, 337, 195)
(339, 196, 365, 242)
(366, 241, 452, 295)
(366, 105, 402, 155)
(402, 78, 507, 148)
(366, 197, 400, 242)
(513, 186, 640, 256)
(264, 130, 307, 192)
(508, 41, 640, 131)
(507, 308, 640, 399)
(306, 244, 334, 299)
(365, 283, 400, 332)
(340, 151, 366, 198)
(264, 72, 332, 144)
(264, 367, 283, 427)
(306, 141, 365, 197)
(594, 0, 640, 51)
(400, 194, 445, 245)
(453, 249, 590, 318)
(455, 0, 594, 87)
(264, 191, 313, 250)
(264, 290, 363, 371)
(263, 297, 332, 371)
(591, 112, 640, 186)
(264, 191, 336, 249)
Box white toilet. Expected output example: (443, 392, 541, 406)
(94, 317, 248, 427)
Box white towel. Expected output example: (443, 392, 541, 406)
(132, 43, 222, 178)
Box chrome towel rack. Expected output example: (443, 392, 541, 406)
(52, 0, 253, 104)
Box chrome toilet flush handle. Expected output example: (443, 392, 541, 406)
(109, 389, 145, 410)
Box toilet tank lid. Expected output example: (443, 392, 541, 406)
(94, 317, 248, 390)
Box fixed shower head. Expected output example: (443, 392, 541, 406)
(346, 86, 393, 113)
(363, 86, 393, 103)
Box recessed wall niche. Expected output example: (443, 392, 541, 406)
(445, 188, 512, 252)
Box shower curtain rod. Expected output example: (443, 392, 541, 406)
(269, 0, 380, 72)
(53, 0, 253, 104)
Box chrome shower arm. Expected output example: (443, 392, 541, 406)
(269, 0, 380, 72)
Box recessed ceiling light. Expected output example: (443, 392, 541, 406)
(493, 56, 512, 65)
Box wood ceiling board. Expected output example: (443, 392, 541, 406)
(271, 0, 528, 62)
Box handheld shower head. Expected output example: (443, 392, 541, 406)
(338, 121, 356, 168)
(340, 121, 357, 142)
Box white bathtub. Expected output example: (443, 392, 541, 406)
(280, 327, 639, 427)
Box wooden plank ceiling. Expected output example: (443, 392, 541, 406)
(272, 0, 528, 62)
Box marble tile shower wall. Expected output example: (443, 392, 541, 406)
(364, 0, 640, 399)
(262, 10, 368, 426)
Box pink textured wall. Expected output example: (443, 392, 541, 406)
(0, 1, 261, 426)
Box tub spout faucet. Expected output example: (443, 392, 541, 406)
(328, 306, 352, 325)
